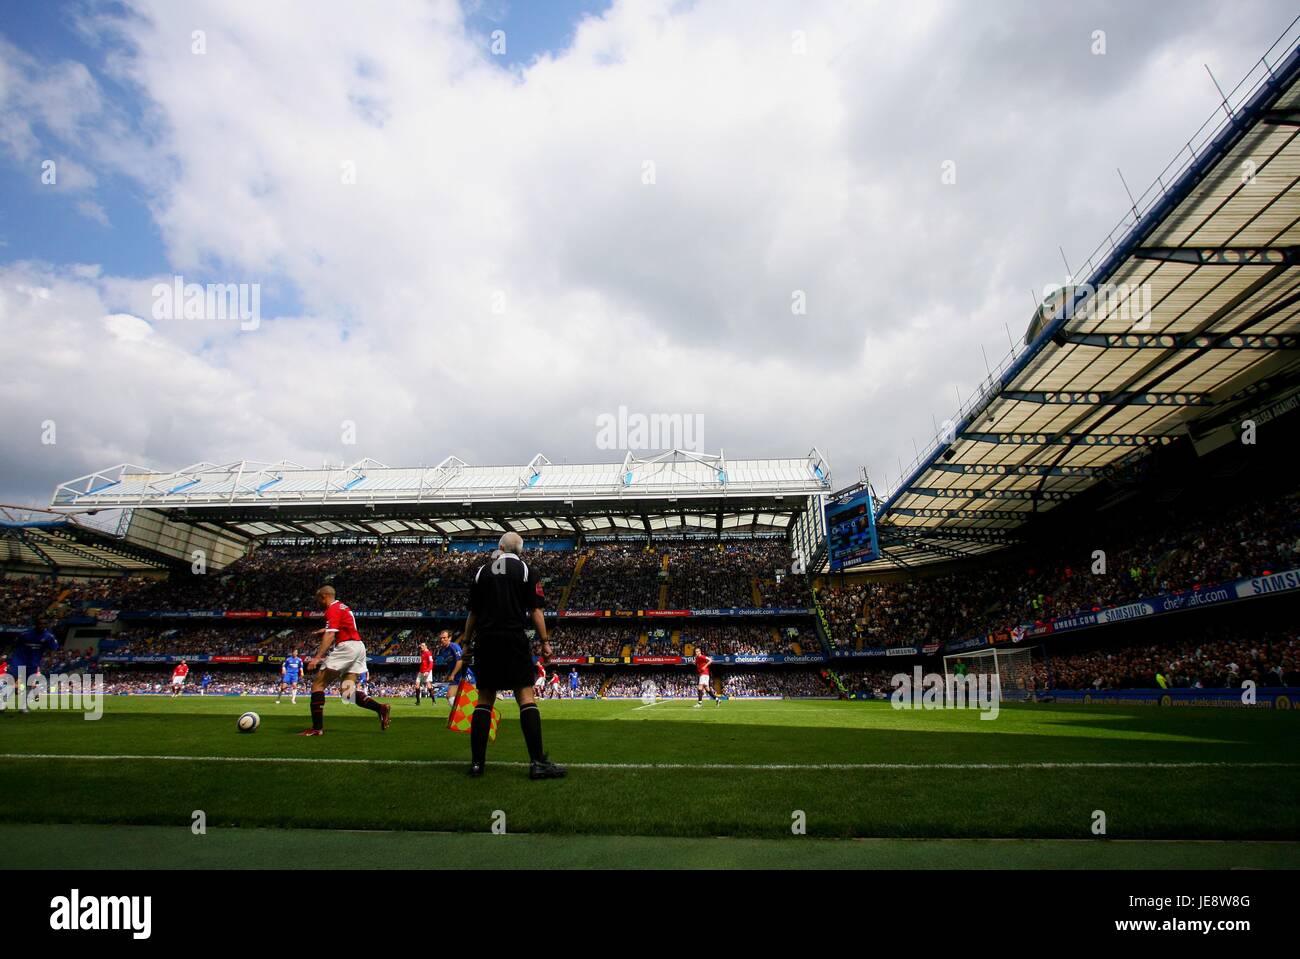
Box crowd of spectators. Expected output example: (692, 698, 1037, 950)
(1037, 629, 1299, 691)
(681, 622, 810, 656)
(3, 539, 808, 625)
(599, 668, 831, 698)
(818, 493, 1300, 651)
(108, 626, 297, 657)
(568, 541, 808, 610)
(567, 544, 663, 609)
(546, 626, 633, 657)
(722, 670, 834, 697)
(0, 576, 150, 625)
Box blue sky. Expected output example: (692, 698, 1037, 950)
(0, 0, 611, 286)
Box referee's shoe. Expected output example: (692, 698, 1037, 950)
(529, 753, 566, 780)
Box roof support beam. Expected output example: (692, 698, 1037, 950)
(885, 538, 969, 562)
(1133, 245, 1300, 266)
(1260, 108, 1300, 126)
(12, 530, 58, 573)
(961, 431, 1175, 448)
(24, 532, 118, 571)
(879, 526, 1020, 545)
(932, 462, 1108, 477)
(1055, 331, 1299, 350)
(889, 506, 1031, 521)
(1002, 390, 1211, 406)
(905, 486, 1072, 502)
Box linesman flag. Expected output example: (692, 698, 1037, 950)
(447, 679, 498, 742)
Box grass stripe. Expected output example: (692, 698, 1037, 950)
(4, 752, 1297, 771)
(7, 823, 1300, 870)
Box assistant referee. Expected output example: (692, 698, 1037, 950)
(461, 532, 566, 780)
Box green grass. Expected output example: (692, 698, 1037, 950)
(2, 695, 1298, 867)
(7, 824, 1298, 870)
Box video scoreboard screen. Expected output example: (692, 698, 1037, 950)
(825, 489, 880, 571)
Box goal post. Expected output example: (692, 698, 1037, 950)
(942, 646, 1036, 703)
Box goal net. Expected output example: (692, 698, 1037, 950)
(942, 646, 1035, 703)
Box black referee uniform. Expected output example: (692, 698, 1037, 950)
(463, 550, 565, 779)
(469, 551, 544, 693)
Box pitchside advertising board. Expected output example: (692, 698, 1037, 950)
(825, 489, 880, 571)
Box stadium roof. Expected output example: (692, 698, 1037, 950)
(48, 450, 832, 542)
(0, 506, 172, 575)
(867, 23, 1300, 571)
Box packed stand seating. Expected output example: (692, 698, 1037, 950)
(819, 492, 1300, 651)
(0, 576, 150, 625)
(98, 669, 407, 698)
(129, 543, 431, 610)
(567, 544, 663, 609)
(666, 542, 785, 608)
(681, 622, 811, 656)
(93, 666, 598, 698)
(758, 570, 811, 608)
(123, 543, 577, 613)
(108, 626, 306, 657)
(1036, 628, 1300, 691)
(722, 670, 834, 697)
(412, 549, 577, 610)
(599, 668, 831, 698)
(546, 626, 633, 657)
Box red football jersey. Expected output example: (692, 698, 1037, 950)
(173, 663, 189, 678)
(694, 653, 710, 677)
(419, 650, 434, 673)
(324, 600, 362, 643)
(536, 661, 546, 680)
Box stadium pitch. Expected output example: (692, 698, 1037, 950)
(5, 696, 1298, 868)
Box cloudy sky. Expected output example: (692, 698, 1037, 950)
(1, 0, 1296, 507)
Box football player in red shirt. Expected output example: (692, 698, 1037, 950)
(415, 641, 435, 705)
(300, 585, 391, 736)
(170, 660, 189, 698)
(693, 644, 721, 708)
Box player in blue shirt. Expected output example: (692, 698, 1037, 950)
(437, 629, 472, 711)
(200, 673, 213, 695)
(568, 667, 581, 698)
(278, 648, 304, 704)
(4, 616, 60, 713)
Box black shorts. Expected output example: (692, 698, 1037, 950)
(471, 631, 535, 693)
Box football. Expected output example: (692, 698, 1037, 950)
(236, 711, 260, 733)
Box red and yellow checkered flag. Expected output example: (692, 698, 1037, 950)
(446, 679, 498, 742)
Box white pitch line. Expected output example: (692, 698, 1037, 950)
(2, 753, 1298, 772)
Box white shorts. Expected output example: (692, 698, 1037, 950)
(324, 641, 367, 675)
(698, 674, 710, 687)
(172, 676, 185, 686)
(416, 671, 433, 686)
(534, 677, 545, 689)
